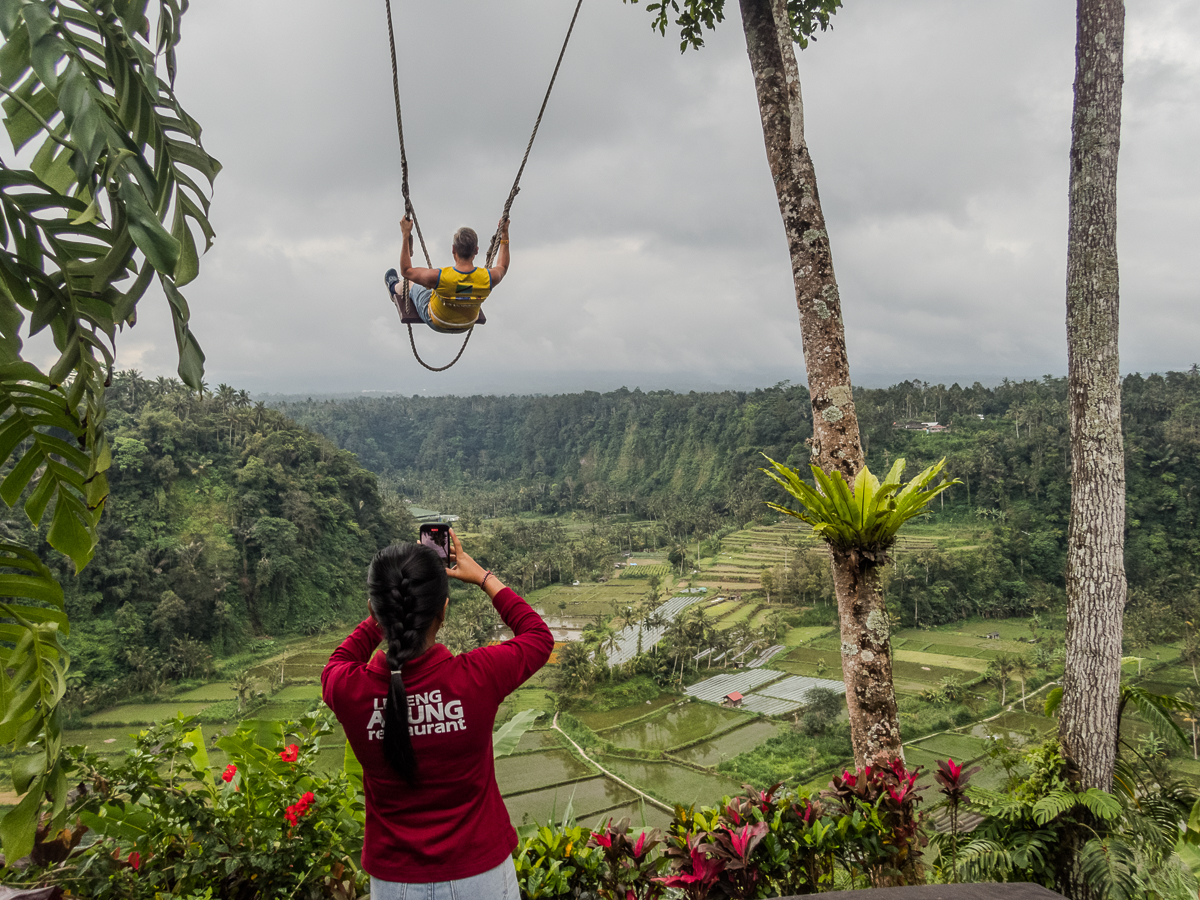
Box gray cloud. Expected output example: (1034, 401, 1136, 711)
(96, 0, 1198, 394)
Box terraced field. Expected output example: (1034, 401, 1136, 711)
(51, 513, 1194, 836)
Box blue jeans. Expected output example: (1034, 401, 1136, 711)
(369, 858, 519, 900)
(408, 285, 468, 334)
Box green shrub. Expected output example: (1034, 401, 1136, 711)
(14, 712, 364, 899)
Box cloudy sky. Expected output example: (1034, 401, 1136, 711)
(94, 0, 1199, 395)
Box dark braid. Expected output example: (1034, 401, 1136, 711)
(367, 543, 448, 785)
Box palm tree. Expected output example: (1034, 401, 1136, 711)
(988, 653, 1017, 707)
(232, 670, 259, 715)
(1012, 655, 1034, 712)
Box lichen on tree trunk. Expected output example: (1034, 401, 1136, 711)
(738, 0, 903, 767)
(829, 549, 902, 765)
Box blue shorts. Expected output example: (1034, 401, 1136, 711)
(369, 857, 519, 900)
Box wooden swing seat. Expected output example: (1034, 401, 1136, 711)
(393, 290, 486, 326)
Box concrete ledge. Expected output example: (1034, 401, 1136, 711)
(775, 884, 1062, 900)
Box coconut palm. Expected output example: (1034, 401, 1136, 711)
(988, 653, 1017, 707)
(1012, 655, 1035, 712)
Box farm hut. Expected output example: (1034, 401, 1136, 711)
(724, 691, 744, 708)
(985, 631, 1001, 640)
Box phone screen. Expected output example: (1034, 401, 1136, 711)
(420, 525, 450, 562)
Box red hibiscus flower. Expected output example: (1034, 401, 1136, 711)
(279, 744, 299, 763)
(221, 764, 237, 783)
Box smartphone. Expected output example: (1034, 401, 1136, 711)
(419, 523, 451, 564)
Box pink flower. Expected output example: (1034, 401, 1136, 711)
(221, 764, 237, 783)
(279, 744, 299, 763)
(634, 831, 647, 858)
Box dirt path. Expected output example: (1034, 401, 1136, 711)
(551, 713, 673, 814)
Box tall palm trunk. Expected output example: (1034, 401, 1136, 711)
(738, 0, 902, 767)
(1059, 0, 1126, 795)
(1057, 3, 1126, 897)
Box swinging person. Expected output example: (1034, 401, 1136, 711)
(384, 217, 511, 332)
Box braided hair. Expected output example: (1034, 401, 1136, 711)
(367, 542, 449, 785)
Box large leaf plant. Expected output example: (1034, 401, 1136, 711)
(0, 0, 217, 862)
(760, 455, 958, 564)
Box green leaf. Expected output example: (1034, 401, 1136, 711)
(493, 709, 544, 758)
(343, 738, 363, 792)
(118, 177, 180, 275)
(182, 724, 211, 783)
(11, 749, 43, 793)
(0, 779, 43, 862)
(162, 277, 205, 388)
(1078, 788, 1122, 821)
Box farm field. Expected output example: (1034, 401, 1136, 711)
(48, 513, 1195, 839)
(601, 703, 750, 752)
(599, 755, 741, 809)
(669, 721, 783, 768)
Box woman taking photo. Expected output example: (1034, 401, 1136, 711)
(322, 530, 552, 898)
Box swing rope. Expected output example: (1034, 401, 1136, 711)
(383, 0, 584, 371)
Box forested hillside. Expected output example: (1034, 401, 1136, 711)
(3, 374, 414, 691)
(279, 369, 1200, 633)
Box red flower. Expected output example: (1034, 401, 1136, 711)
(284, 791, 317, 828)
(221, 764, 237, 783)
(128, 850, 141, 871)
(280, 743, 300, 763)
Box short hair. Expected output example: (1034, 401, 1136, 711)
(452, 227, 478, 259)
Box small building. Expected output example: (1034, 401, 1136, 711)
(723, 691, 744, 708)
(985, 631, 1001, 640)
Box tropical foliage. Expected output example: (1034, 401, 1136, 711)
(281, 370, 1200, 633)
(959, 738, 1199, 899)
(760, 456, 958, 558)
(0, 0, 219, 862)
(623, 0, 843, 52)
(22, 373, 413, 702)
(6, 712, 365, 899)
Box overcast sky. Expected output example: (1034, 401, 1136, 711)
(87, 0, 1200, 395)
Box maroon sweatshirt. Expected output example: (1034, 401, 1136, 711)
(322, 587, 553, 883)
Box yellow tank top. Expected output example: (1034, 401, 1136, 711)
(429, 266, 491, 330)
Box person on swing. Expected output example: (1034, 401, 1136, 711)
(384, 216, 510, 333)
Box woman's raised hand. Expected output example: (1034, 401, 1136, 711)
(446, 529, 487, 586)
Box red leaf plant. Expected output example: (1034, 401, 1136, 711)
(587, 816, 667, 900)
(825, 759, 928, 886)
(655, 833, 726, 900)
(933, 757, 980, 883)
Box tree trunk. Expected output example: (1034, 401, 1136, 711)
(1059, 0, 1126, 795)
(1058, 3, 1125, 897)
(827, 550, 901, 767)
(738, 0, 902, 767)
